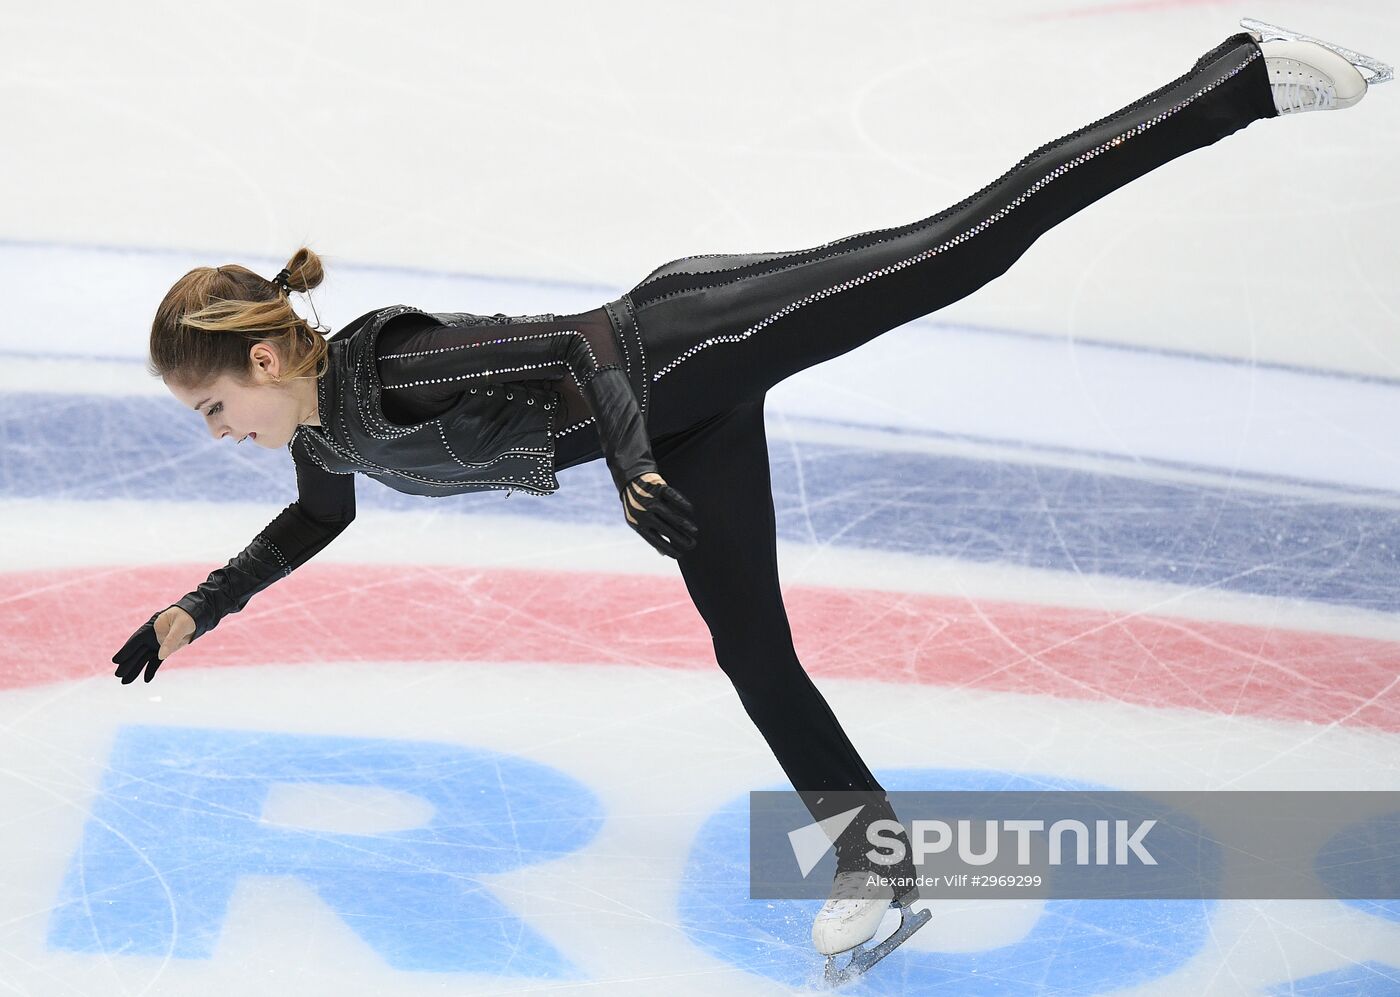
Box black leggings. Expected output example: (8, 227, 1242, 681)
(558, 32, 1276, 825)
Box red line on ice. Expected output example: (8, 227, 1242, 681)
(13, 564, 1400, 733)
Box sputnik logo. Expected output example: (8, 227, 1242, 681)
(787, 805, 865, 878)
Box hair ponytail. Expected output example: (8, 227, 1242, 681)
(147, 246, 330, 389)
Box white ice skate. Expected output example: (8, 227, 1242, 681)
(813, 870, 931, 987)
(1240, 17, 1392, 115)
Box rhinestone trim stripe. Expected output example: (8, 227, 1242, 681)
(621, 294, 651, 418)
(635, 251, 806, 291)
(649, 50, 1261, 384)
(290, 427, 348, 475)
(259, 535, 291, 578)
(378, 329, 600, 392)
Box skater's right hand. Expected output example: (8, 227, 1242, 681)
(112, 606, 196, 685)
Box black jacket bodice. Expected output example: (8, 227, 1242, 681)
(297, 305, 567, 497)
(297, 302, 655, 498)
(174, 300, 656, 641)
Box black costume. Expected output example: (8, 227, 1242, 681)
(151, 33, 1275, 840)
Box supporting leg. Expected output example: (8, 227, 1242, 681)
(649, 397, 887, 823)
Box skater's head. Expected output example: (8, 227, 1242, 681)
(150, 247, 328, 450)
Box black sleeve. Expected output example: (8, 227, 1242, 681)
(376, 309, 658, 496)
(173, 442, 357, 641)
(576, 366, 656, 494)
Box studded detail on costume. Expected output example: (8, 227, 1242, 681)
(609, 294, 651, 429)
(294, 305, 567, 497)
(258, 535, 292, 578)
(367, 304, 657, 496)
(377, 329, 605, 392)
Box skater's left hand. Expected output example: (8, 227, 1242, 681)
(622, 472, 698, 559)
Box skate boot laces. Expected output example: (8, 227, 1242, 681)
(816, 870, 890, 919)
(1273, 76, 1337, 112)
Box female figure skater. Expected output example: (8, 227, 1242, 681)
(111, 19, 1389, 986)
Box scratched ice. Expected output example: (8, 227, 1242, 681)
(1, 3, 1398, 994)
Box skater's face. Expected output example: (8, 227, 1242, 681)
(165, 342, 316, 450)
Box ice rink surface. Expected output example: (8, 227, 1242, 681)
(2, 1, 1399, 994)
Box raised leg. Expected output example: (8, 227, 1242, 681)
(636, 31, 1276, 429)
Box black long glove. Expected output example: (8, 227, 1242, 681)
(112, 610, 170, 685)
(112, 607, 196, 686)
(622, 474, 699, 559)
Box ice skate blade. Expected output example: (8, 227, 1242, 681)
(821, 903, 932, 987)
(1240, 17, 1393, 86)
